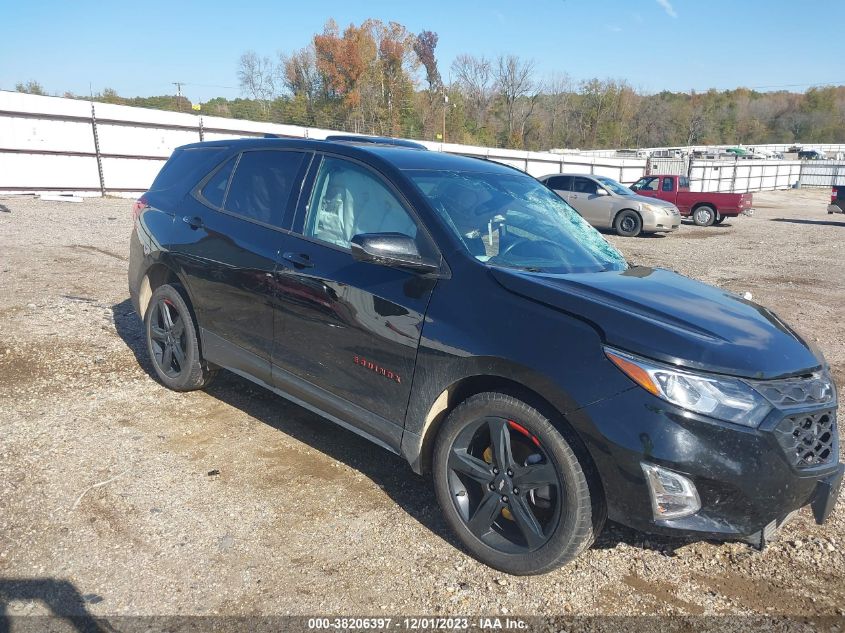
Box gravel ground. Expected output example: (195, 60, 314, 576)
(0, 190, 843, 622)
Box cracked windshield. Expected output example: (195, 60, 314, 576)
(408, 170, 628, 274)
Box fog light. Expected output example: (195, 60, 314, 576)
(641, 463, 701, 520)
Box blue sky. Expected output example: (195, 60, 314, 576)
(2, 0, 844, 102)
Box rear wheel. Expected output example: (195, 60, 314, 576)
(693, 205, 716, 226)
(433, 393, 602, 575)
(145, 283, 216, 391)
(614, 210, 642, 237)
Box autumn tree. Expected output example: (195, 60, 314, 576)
(413, 30, 444, 138)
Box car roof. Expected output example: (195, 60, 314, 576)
(539, 173, 602, 180)
(176, 137, 517, 174)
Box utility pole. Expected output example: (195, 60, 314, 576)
(442, 92, 448, 144)
(173, 82, 184, 112)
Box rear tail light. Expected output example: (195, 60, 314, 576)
(131, 195, 149, 221)
(833, 188, 839, 203)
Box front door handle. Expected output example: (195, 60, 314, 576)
(282, 252, 314, 269)
(183, 215, 204, 229)
(570, 194, 579, 200)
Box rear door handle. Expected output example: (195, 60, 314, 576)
(182, 216, 204, 229)
(282, 252, 314, 269)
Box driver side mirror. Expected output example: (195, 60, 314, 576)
(595, 188, 609, 196)
(350, 233, 440, 274)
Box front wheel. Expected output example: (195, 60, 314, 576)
(693, 205, 716, 226)
(614, 210, 642, 237)
(432, 393, 603, 575)
(145, 283, 217, 391)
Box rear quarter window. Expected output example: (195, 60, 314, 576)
(199, 156, 237, 208)
(150, 147, 227, 192)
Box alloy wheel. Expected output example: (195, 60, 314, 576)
(149, 298, 187, 378)
(447, 417, 561, 554)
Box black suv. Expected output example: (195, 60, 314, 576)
(129, 138, 841, 575)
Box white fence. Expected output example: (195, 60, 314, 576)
(798, 160, 845, 187)
(689, 159, 804, 193)
(0, 90, 841, 197)
(0, 91, 646, 197)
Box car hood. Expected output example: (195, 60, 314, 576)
(490, 266, 821, 380)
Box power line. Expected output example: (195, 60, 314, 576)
(712, 80, 845, 91)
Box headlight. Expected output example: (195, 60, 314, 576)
(605, 348, 772, 427)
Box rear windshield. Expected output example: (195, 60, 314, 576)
(408, 170, 627, 274)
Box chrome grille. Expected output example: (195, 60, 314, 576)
(773, 410, 837, 468)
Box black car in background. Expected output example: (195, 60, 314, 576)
(129, 138, 841, 575)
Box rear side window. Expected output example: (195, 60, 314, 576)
(546, 175, 572, 191)
(224, 150, 306, 226)
(661, 177, 674, 192)
(151, 147, 226, 192)
(200, 156, 236, 208)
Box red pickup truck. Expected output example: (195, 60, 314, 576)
(630, 174, 754, 226)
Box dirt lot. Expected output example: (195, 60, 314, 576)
(0, 189, 843, 621)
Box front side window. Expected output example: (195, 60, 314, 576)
(305, 157, 419, 249)
(408, 170, 627, 274)
(224, 150, 305, 226)
(573, 177, 599, 195)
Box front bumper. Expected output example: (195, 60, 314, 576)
(643, 211, 681, 233)
(569, 387, 841, 542)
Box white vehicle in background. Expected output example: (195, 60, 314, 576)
(747, 148, 775, 159)
(652, 148, 684, 159)
(616, 149, 650, 159)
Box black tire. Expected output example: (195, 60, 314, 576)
(432, 392, 603, 575)
(714, 213, 725, 225)
(145, 283, 216, 391)
(613, 209, 642, 237)
(692, 205, 716, 226)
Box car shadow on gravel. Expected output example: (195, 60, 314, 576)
(111, 298, 689, 559)
(0, 577, 107, 632)
(110, 300, 461, 550)
(770, 218, 845, 227)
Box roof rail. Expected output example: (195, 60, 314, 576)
(324, 135, 428, 150)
